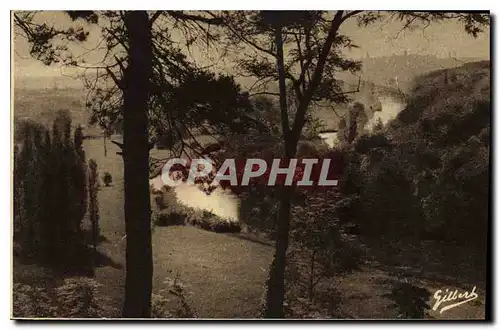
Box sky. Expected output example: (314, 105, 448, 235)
(13, 11, 490, 89)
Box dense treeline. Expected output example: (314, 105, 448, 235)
(338, 62, 490, 255)
(13, 111, 99, 269)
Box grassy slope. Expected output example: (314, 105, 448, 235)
(153, 226, 273, 318)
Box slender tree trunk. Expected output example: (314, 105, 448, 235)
(264, 24, 297, 319)
(264, 185, 294, 318)
(103, 133, 107, 157)
(122, 11, 153, 318)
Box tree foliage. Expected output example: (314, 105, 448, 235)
(13, 112, 88, 267)
(338, 62, 490, 253)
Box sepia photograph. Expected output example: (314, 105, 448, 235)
(11, 9, 491, 320)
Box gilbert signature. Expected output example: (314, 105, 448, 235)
(432, 286, 479, 314)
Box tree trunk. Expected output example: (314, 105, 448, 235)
(264, 185, 294, 318)
(103, 133, 107, 157)
(264, 24, 296, 319)
(264, 11, 345, 319)
(122, 11, 153, 318)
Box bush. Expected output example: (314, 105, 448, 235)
(153, 207, 241, 233)
(153, 192, 166, 210)
(154, 208, 188, 227)
(384, 278, 431, 319)
(186, 210, 241, 233)
(54, 277, 102, 318)
(12, 283, 54, 318)
(102, 172, 112, 187)
(151, 293, 174, 318)
(340, 66, 490, 248)
(13, 277, 119, 318)
(151, 277, 198, 318)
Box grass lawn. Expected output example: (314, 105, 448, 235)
(153, 226, 273, 318)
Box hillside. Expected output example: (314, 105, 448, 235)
(389, 60, 490, 144)
(311, 53, 475, 131)
(339, 54, 484, 92)
(11, 87, 107, 141)
(359, 60, 490, 252)
(13, 87, 87, 125)
(315, 59, 490, 140)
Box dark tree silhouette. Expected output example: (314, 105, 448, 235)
(119, 11, 154, 317)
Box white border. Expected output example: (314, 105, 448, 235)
(3, 2, 496, 330)
(5, 2, 497, 10)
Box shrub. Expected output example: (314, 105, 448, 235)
(152, 277, 198, 318)
(153, 206, 241, 233)
(284, 295, 334, 319)
(285, 187, 365, 308)
(13, 277, 120, 318)
(54, 277, 102, 318)
(154, 208, 188, 227)
(12, 283, 54, 318)
(153, 192, 166, 210)
(151, 294, 174, 318)
(102, 172, 112, 187)
(384, 278, 431, 319)
(165, 277, 198, 318)
(184, 209, 240, 233)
